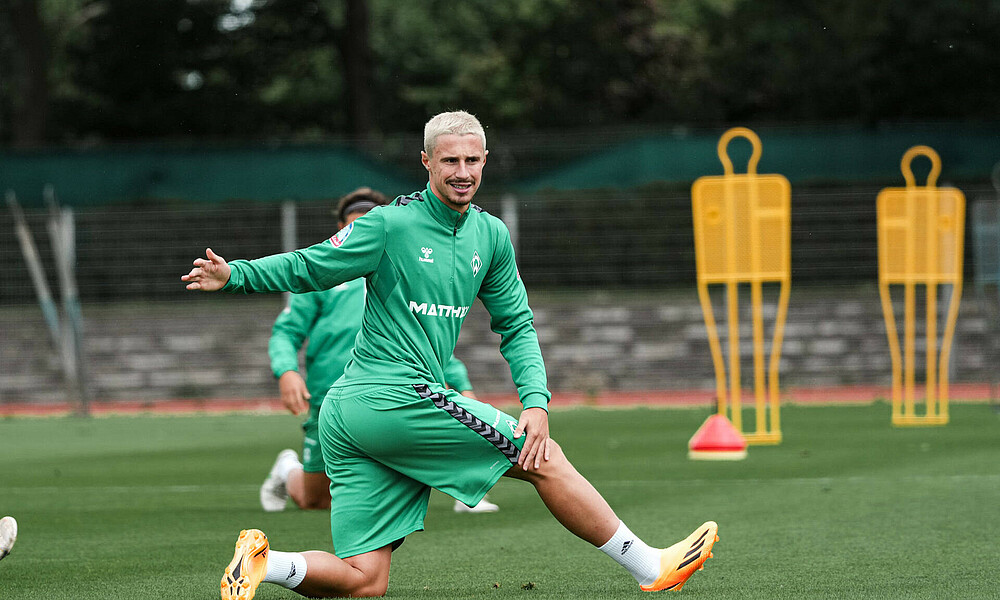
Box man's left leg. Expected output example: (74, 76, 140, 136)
(504, 440, 718, 592)
(406, 385, 718, 592)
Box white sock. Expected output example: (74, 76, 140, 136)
(263, 550, 307, 589)
(598, 521, 661, 586)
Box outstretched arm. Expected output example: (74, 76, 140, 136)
(184, 211, 386, 295)
(182, 248, 231, 291)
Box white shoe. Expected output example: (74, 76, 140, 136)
(0, 516, 17, 561)
(454, 496, 499, 513)
(260, 449, 299, 512)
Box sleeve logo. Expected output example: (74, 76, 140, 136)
(329, 223, 354, 248)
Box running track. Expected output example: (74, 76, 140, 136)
(1, 383, 994, 417)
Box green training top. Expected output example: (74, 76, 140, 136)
(228, 185, 550, 411)
(269, 278, 475, 404)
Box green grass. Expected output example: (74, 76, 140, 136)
(1, 403, 998, 599)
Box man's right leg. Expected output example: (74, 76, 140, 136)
(297, 545, 392, 598)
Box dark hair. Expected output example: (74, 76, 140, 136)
(335, 187, 389, 224)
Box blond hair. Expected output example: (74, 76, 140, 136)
(423, 111, 486, 157)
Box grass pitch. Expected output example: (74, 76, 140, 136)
(1, 403, 998, 599)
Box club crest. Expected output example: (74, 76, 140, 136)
(471, 251, 482, 276)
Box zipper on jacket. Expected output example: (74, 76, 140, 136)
(451, 211, 463, 282)
(451, 222, 457, 283)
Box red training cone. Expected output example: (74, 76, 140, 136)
(688, 414, 747, 460)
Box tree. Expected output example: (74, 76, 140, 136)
(50, 0, 375, 141)
(336, 0, 374, 139)
(3, 0, 50, 147)
(1, 0, 998, 146)
(695, 0, 1000, 124)
(368, 0, 683, 131)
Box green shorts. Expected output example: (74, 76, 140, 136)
(318, 382, 524, 558)
(300, 403, 326, 474)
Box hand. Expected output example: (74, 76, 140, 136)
(278, 371, 310, 415)
(512, 407, 550, 471)
(181, 248, 231, 291)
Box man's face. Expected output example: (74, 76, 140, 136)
(421, 133, 487, 213)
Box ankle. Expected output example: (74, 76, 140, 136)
(263, 550, 307, 589)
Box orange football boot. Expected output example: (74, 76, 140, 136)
(221, 529, 269, 600)
(640, 521, 718, 592)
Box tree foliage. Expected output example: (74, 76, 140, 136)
(694, 0, 1000, 125)
(1, 0, 997, 147)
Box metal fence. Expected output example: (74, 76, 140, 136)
(2, 182, 999, 407)
(4, 183, 995, 304)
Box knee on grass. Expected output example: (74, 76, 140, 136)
(340, 561, 390, 598)
(299, 547, 392, 599)
(339, 578, 388, 598)
(303, 580, 387, 599)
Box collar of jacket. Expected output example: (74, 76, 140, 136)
(422, 185, 473, 232)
